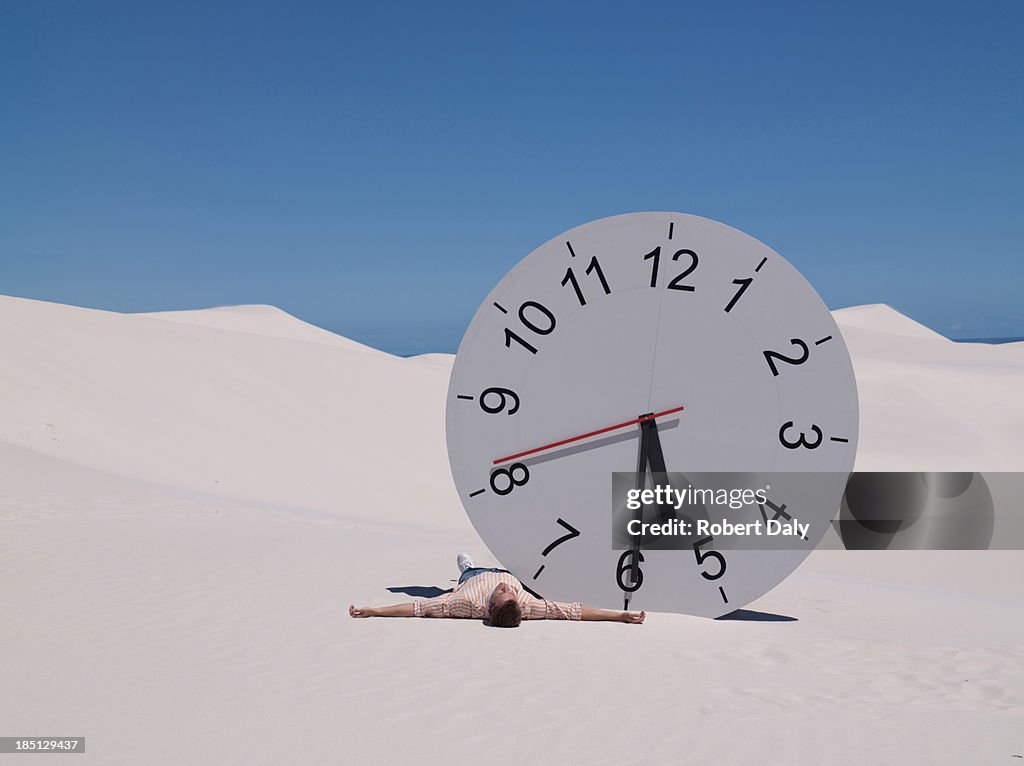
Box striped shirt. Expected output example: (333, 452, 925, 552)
(412, 571, 582, 620)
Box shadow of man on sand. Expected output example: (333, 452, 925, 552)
(387, 585, 453, 599)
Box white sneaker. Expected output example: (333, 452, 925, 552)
(457, 552, 475, 573)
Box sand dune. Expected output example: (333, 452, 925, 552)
(833, 306, 1024, 472)
(404, 352, 457, 371)
(0, 294, 461, 527)
(1, 295, 1021, 765)
(140, 303, 385, 355)
(833, 303, 951, 341)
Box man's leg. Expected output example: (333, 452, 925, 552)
(456, 562, 513, 585)
(458, 566, 490, 585)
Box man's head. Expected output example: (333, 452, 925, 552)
(487, 582, 522, 628)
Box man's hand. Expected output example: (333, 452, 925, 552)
(349, 605, 377, 618)
(581, 606, 646, 623)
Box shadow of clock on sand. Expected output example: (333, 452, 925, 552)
(715, 609, 797, 622)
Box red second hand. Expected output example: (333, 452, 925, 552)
(492, 405, 685, 465)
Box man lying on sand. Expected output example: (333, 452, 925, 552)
(349, 553, 646, 627)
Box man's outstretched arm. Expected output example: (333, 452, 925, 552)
(349, 603, 416, 618)
(580, 606, 646, 624)
(349, 594, 454, 618)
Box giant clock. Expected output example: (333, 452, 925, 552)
(445, 213, 858, 617)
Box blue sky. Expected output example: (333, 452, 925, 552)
(2, 1, 1021, 353)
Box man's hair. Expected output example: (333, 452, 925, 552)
(489, 599, 522, 628)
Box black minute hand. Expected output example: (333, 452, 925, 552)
(624, 413, 674, 609)
(641, 418, 673, 524)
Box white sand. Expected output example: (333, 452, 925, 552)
(1, 295, 1021, 764)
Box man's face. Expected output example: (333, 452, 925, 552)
(488, 582, 516, 612)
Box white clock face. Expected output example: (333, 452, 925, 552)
(446, 212, 858, 617)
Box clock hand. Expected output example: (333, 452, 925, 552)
(641, 418, 674, 525)
(491, 405, 685, 466)
(624, 416, 652, 609)
(624, 416, 674, 608)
